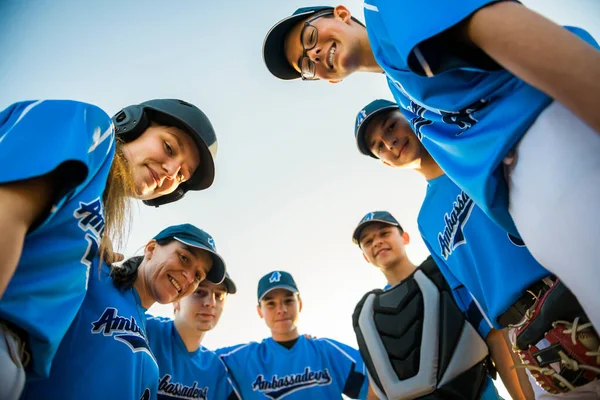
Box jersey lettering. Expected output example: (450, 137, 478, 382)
(438, 192, 475, 260)
(158, 374, 209, 400)
(252, 367, 332, 399)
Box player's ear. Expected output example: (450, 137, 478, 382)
(328, 79, 343, 84)
(256, 304, 264, 319)
(298, 296, 303, 313)
(144, 239, 157, 260)
(333, 5, 351, 24)
(402, 231, 410, 245)
(173, 300, 181, 313)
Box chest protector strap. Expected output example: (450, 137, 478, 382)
(352, 259, 489, 399)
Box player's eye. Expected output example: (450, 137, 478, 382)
(195, 290, 208, 297)
(216, 293, 226, 301)
(179, 253, 189, 263)
(164, 141, 174, 156)
(388, 122, 396, 132)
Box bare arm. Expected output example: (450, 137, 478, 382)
(367, 383, 379, 400)
(486, 328, 534, 400)
(466, 1, 600, 134)
(0, 176, 57, 299)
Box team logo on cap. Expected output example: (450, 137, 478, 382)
(269, 271, 282, 283)
(356, 109, 367, 129)
(207, 236, 216, 251)
(361, 212, 375, 223)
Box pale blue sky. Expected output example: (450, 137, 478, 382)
(2, 1, 598, 397)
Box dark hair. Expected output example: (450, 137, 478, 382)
(111, 237, 175, 291)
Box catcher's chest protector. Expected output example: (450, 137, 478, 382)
(353, 258, 489, 400)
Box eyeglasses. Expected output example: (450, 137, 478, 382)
(298, 11, 333, 80)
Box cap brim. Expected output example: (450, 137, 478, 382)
(173, 237, 226, 285)
(258, 285, 298, 302)
(355, 105, 399, 159)
(263, 10, 317, 81)
(352, 219, 400, 244)
(224, 276, 237, 294)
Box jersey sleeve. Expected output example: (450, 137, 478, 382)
(420, 234, 493, 339)
(0, 99, 114, 204)
(320, 339, 369, 399)
(365, 0, 509, 75)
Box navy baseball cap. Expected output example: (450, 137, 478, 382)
(223, 273, 237, 295)
(153, 224, 226, 285)
(263, 6, 334, 80)
(257, 271, 299, 302)
(354, 99, 399, 159)
(352, 211, 403, 245)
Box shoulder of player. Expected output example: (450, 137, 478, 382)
(216, 341, 259, 358)
(313, 338, 359, 357)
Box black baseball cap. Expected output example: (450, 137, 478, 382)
(354, 99, 399, 159)
(153, 224, 226, 285)
(352, 211, 403, 245)
(223, 273, 237, 295)
(257, 271, 299, 302)
(263, 6, 334, 80)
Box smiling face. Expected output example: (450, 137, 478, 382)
(364, 109, 431, 169)
(174, 280, 228, 333)
(122, 123, 201, 200)
(359, 222, 410, 271)
(140, 239, 213, 305)
(257, 288, 302, 340)
(283, 6, 366, 82)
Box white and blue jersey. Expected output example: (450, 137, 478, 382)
(0, 100, 115, 379)
(363, 0, 598, 235)
(23, 265, 158, 400)
(146, 316, 240, 400)
(418, 174, 550, 328)
(217, 336, 369, 399)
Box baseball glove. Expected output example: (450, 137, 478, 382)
(510, 280, 600, 394)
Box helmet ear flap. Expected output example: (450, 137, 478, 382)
(113, 105, 149, 142)
(142, 186, 187, 207)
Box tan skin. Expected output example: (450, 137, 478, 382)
(173, 281, 229, 352)
(0, 123, 200, 299)
(134, 240, 213, 309)
(257, 289, 302, 342)
(283, 5, 381, 82)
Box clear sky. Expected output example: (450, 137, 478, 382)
(1, 0, 598, 398)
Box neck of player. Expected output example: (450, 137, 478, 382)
(174, 318, 206, 352)
(414, 154, 445, 181)
(271, 327, 300, 343)
(383, 257, 417, 287)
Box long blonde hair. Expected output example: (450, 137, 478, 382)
(99, 138, 136, 264)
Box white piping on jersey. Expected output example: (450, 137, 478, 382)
(218, 342, 254, 358)
(363, 2, 378, 12)
(320, 339, 367, 374)
(88, 122, 114, 153)
(0, 100, 44, 145)
(413, 46, 434, 78)
(470, 292, 494, 331)
(218, 356, 242, 399)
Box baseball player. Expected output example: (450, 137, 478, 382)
(22, 223, 227, 400)
(262, 4, 600, 331)
(0, 98, 218, 399)
(146, 273, 240, 400)
(217, 270, 373, 399)
(353, 99, 600, 398)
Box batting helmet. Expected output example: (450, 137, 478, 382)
(112, 99, 218, 207)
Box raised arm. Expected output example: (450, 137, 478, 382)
(0, 175, 57, 298)
(466, 1, 600, 133)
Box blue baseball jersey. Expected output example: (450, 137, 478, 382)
(23, 265, 158, 400)
(146, 316, 240, 400)
(0, 100, 115, 379)
(418, 174, 550, 329)
(217, 336, 369, 399)
(363, 0, 598, 235)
